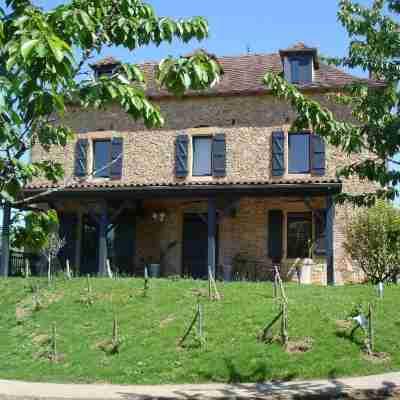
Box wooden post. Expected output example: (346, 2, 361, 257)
(0, 203, 11, 277)
(98, 209, 108, 277)
(368, 303, 374, 354)
(52, 322, 57, 359)
(326, 196, 335, 285)
(281, 301, 289, 348)
(207, 198, 217, 278)
(74, 211, 83, 276)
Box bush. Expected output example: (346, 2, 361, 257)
(345, 201, 400, 284)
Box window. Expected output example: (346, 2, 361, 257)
(287, 212, 312, 258)
(93, 140, 111, 178)
(288, 133, 310, 173)
(314, 210, 327, 255)
(290, 55, 312, 84)
(193, 136, 212, 176)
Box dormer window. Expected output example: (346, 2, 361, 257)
(280, 43, 319, 85)
(90, 57, 121, 80)
(290, 55, 312, 84)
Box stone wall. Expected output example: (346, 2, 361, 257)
(30, 92, 375, 284)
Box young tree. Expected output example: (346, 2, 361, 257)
(264, 0, 400, 205)
(0, 0, 222, 276)
(43, 231, 66, 283)
(345, 201, 400, 283)
(0, 0, 221, 206)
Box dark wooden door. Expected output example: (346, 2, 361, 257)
(80, 218, 99, 276)
(182, 214, 218, 279)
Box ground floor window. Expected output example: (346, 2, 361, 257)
(287, 212, 313, 258)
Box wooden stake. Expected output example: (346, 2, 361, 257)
(66, 259, 72, 279)
(52, 322, 57, 359)
(281, 301, 289, 348)
(24, 259, 30, 279)
(86, 274, 91, 294)
(368, 303, 374, 354)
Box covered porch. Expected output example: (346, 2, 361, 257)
(26, 180, 341, 284)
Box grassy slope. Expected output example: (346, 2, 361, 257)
(0, 278, 399, 384)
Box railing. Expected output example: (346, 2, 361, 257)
(9, 251, 39, 276)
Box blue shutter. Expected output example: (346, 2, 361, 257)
(311, 134, 326, 175)
(75, 139, 88, 177)
(291, 59, 300, 83)
(299, 56, 312, 83)
(268, 210, 283, 261)
(110, 137, 123, 180)
(175, 134, 189, 177)
(272, 131, 285, 176)
(212, 133, 226, 177)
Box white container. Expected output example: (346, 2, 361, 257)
(223, 264, 233, 282)
(299, 258, 313, 284)
(149, 264, 160, 278)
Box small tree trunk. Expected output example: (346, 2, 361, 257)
(47, 256, 52, 285)
(52, 322, 57, 359)
(368, 303, 374, 354)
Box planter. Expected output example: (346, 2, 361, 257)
(149, 264, 160, 278)
(299, 258, 313, 284)
(222, 264, 233, 282)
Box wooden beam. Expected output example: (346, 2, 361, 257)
(207, 198, 217, 278)
(326, 195, 335, 285)
(0, 203, 11, 277)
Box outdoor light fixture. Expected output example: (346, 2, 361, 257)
(152, 211, 167, 223)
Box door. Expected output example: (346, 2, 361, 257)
(182, 214, 218, 279)
(80, 217, 99, 276)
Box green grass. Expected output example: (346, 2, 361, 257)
(0, 277, 399, 384)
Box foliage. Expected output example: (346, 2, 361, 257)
(264, 0, 400, 205)
(345, 201, 400, 283)
(12, 210, 59, 251)
(0, 278, 400, 383)
(0, 0, 221, 245)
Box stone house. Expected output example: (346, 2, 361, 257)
(26, 43, 380, 284)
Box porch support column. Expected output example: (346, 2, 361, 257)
(207, 197, 217, 278)
(0, 203, 11, 277)
(74, 210, 83, 274)
(98, 208, 108, 277)
(326, 195, 335, 285)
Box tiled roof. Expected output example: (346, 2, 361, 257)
(90, 57, 121, 67)
(25, 178, 341, 192)
(138, 52, 384, 98)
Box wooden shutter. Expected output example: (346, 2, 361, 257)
(212, 133, 226, 177)
(268, 210, 283, 261)
(299, 56, 312, 83)
(110, 137, 123, 180)
(272, 131, 285, 176)
(175, 134, 189, 178)
(311, 134, 326, 175)
(290, 58, 300, 83)
(75, 139, 88, 177)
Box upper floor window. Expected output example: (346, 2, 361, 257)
(288, 133, 310, 174)
(93, 140, 111, 178)
(192, 136, 212, 176)
(290, 55, 313, 84)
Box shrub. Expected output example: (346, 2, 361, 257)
(345, 201, 400, 284)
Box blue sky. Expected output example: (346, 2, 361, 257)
(29, 0, 372, 72)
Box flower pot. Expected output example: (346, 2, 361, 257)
(222, 264, 233, 282)
(299, 258, 313, 284)
(149, 264, 160, 278)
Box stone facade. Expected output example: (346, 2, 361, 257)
(30, 92, 376, 284)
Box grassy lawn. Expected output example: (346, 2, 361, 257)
(0, 277, 399, 385)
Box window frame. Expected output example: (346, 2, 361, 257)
(290, 55, 312, 84)
(93, 139, 112, 178)
(288, 132, 311, 174)
(286, 212, 313, 259)
(192, 135, 213, 177)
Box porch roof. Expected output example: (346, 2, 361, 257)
(23, 179, 342, 202)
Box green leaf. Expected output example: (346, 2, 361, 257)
(21, 39, 39, 60)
